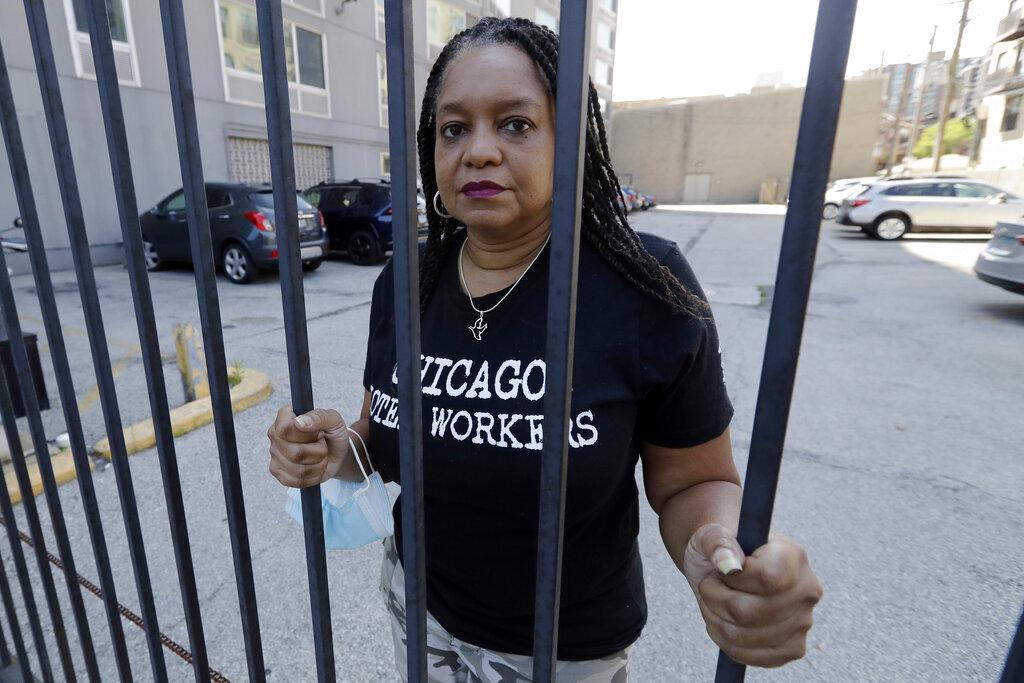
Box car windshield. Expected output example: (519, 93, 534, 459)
(250, 190, 315, 211)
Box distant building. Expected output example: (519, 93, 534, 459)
(608, 77, 885, 204)
(975, 1, 1024, 179)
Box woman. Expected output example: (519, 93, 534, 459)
(268, 17, 822, 682)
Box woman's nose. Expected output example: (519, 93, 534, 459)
(463, 130, 502, 168)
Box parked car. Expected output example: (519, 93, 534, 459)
(304, 178, 428, 265)
(618, 189, 631, 215)
(621, 186, 644, 211)
(139, 182, 327, 284)
(836, 179, 1024, 240)
(641, 191, 657, 209)
(974, 220, 1024, 295)
(823, 176, 878, 220)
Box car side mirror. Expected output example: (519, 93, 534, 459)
(994, 192, 1008, 204)
(12, 216, 23, 228)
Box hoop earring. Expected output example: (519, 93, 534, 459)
(433, 191, 453, 219)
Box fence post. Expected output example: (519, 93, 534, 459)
(532, 2, 593, 680)
(253, 1, 335, 679)
(381, 1, 427, 680)
(713, 0, 857, 680)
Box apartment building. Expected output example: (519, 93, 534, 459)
(0, 0, 617, 274)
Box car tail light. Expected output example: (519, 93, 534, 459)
(269, 250, 278, 259)
(317, 210, 325, 228)
(244, 210, 274, 232)
(1016, 235, 1024, 246)
(850, 198, 871, 208)
(384, 206, 393, 216)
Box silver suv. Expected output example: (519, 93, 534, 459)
(836, 179, 1024, 240)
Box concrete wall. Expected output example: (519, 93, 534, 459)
(608, 77, 885, 204)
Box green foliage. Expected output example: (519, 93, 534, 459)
(913, 118, 976, 158)
(228, 360, 245, 388)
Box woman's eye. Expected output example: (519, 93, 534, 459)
(441, 124, 465, 138)
(502, 119, 532, 134)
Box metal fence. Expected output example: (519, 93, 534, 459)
(0, 0, 1019, 682)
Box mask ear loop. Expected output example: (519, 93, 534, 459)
(323, 424, 373, 496)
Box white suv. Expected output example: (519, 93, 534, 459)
(836, 179, 1024, 240)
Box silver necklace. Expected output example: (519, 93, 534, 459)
(458, 234, 550, 341)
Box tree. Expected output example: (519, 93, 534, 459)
(913, 118, 976, 158)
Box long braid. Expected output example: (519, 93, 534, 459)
(417, 17, 706, 317)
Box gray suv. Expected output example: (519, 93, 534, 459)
(140, 182, 328, 283)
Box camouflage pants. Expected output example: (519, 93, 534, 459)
(380, 537, 630, 682)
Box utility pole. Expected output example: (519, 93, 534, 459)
(886, 63, 913, 173)
(905, 26, 938, 166)
(932, 0, 972, 172)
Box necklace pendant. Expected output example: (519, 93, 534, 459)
(469, 314, 487, 341)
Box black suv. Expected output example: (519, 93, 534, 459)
(304, 178, 427, 265)
(139, 182, 328, 284)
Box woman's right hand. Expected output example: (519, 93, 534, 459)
(267, 405, 351, 487)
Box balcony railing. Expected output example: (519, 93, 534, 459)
(997, 8, 1024, 43)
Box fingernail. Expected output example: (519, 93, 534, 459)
(714, 549, 743, 575)
(295, 415, 313, 429)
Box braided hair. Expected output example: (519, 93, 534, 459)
(417, 16, 706, 317)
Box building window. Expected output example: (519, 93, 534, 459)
(375, 0, 386, 40)
(598, 0, 617, 12)
(1002, 95, 1022, 132)
(596, 21, 614, 50)
(377, 52, 389, 127)
(535, 7, 558, 32)
(491, 0, 511, 16)
(64, 0, 139, 85)
(594, 58, 613, 87)
(428, 0, 467, 51)
(381, 152, 391, 177)
(218, 0, 329, 116)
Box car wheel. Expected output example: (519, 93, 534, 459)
(872, 214, 910, 241)
(222, 244, 256, 284)
(302, 259, 322, 272)
(822, 203, 839, 221)
(347, 229, 382, 266)
(142, 238, 162, 271)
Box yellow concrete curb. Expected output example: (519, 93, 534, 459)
(5, 449, 92, 506)
(93, 368, 272, 460)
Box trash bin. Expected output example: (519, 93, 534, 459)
(0, 331, 50, 419)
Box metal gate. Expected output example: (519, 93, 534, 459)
(0, 1, 1019, 682)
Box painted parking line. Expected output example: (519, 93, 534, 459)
(77, 343, 140, 413)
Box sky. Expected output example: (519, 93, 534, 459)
(612, 0, 1008, 101)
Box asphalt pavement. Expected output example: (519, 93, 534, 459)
(2, 207, 1021, 681)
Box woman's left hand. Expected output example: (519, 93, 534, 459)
(682, 523, 823, 668)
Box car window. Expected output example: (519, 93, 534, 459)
(206, 187, 231, 209)
(162, 191, 186, 212)
(305, 189, 322, 207)
(360, 186, 386, 205)
(956, 183, 1008, 199)
(250, 190, 315, 211)
(883, 183, 949, 197)
(326, 187, 362, 208)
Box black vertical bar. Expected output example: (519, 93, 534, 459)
(532, 1, 592, 679)
(9, 6, 141, 677)
(78, 0, 220, 677)
(0, 427, 47, 683)
(0, 550, 29, 678)
(252, 2, 335, 680)
(156, 1, 269, 679)
(382, 2, 425, 680)
(1002, 607, 1024, 683)
(713, 1, 857, 681)
(0, 383, 49, 682)
(0, 334, 70, 683)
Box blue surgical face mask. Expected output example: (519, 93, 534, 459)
(285, 432, 394, 550)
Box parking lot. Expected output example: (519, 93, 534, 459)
(4, 206, 1022, 681)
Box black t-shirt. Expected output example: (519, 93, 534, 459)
(362, 229, 732, 660)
